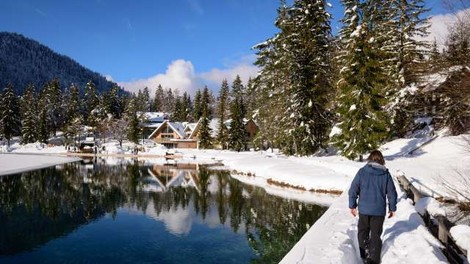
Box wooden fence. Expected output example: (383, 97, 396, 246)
(396, 175, 468, 264)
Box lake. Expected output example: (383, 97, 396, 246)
(0, 159, 327, 263)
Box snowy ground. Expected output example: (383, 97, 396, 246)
(0, 131, 469, 263)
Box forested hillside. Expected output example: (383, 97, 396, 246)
(0, 32, 115, 94)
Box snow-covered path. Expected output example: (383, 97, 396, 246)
(280, 184, 447, 263)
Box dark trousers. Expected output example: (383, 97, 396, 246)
(358, 214, 385, 264)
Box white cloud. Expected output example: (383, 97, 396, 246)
(426, 8, 470, 50)
(119, 59, 203, 96)
(200, 54, 259, 87)
(119, 56, 259, 96)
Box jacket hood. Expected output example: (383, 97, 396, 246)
(364, 161, 389, 175)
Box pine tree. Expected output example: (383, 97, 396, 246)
(392, 0, 430, 86)
(228, 97, 246, 151)
(64, 83, 80, 122)
(445, 16, 470, 67)
(172, 97, 184, 122)
(193, 89, 203, 120)
(284, 0, 333, 155)
(182, 92, 192, 121)
(163, 88, 175, 114)
(141, 87, 151, 111)
(83, 81, 99, 125)
(334, 0, 389, 160)
(216, 79, 230, 148)
(36, 91, 49, 144)
(198, 86, 212, 149)
(125, 97, 140, 144)
(228, 77, 247, 151)
(154, 84, 164, 112)
(103, 85, 123, 119)
(42, 79, 63, 136)
(428, 39, 444, 72)
(20, 84, 38, 143)
(244, 77, 258, 118)
(1, 84, 21, 146)
(253, 1, 292, 151)
(254, 0, 333, 155)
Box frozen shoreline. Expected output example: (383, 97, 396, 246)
(0, 153, 81, 176)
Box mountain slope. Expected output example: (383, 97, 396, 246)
(0, 32, 116, 94)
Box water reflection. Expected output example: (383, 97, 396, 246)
(0, 159, 326, 263)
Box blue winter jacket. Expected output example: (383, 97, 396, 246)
(348, 162, 398, 216)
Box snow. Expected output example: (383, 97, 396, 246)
(0, 153, 80, 176)
(415, 197, 447, 217)
(450, 225, 470, 254)
(0, 132, 469, 263)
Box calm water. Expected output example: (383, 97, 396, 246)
(0, 159, 327, 264)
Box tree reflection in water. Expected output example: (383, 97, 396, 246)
(0, 159, 327, 263)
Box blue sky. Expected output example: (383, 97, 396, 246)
(0, 0, 459, 95)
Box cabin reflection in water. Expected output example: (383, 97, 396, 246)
(143, 164, 200, 193)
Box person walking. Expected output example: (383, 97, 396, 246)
(348, 150, 398, 264)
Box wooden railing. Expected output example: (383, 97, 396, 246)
(396, 175, 468, 264)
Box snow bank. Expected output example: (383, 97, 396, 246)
(415, 197, 447, 217)
(0, 153, 80, 176)
(450, 225, 470, 256)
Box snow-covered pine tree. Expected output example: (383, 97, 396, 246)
(244, 77, 258, 118)
(65, 83, 81, 122)
(254, 0, 333, 155)
(83, 81, 99, 125)
(1, 84, 21, 146)
(280, 0, 333, 155)
(20, 84, 38, 143)
(216, 79, 230, 148)
(391, 0, 430, 86)
(103, 85, 123, 119)
(379, 0, 430, 137)
(334, 0, 389, 160)
(44, 79, 64, 136)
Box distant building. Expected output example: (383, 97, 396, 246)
(148, 120, 197, 149)
(148, 117, 258, 150)
(139, 112, 170, 138)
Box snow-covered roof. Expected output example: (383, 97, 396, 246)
(138, 112, 170, 123)
(184, 122, 198, 133)
(148, 120, 185, 139)
(168, 122, 186, 138)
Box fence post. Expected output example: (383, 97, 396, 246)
(437, 215, 448, 244)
